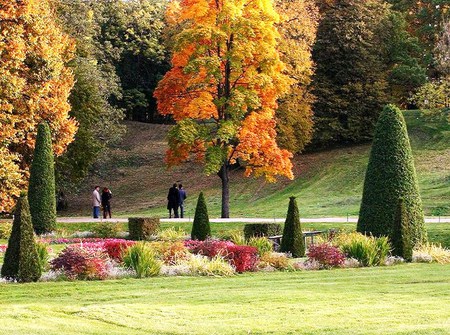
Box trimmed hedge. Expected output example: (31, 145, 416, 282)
(1, 194, 41, 282)
(128, 217, 160, 240)
(357, 104, 427, 246)
(243, 223, 281, 239)
(28, 123, 56, 235)
(191, 192, 211, 240)
(391, 198, 413, 262)
(280, 196, 305, 257)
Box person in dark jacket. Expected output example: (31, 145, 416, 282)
(101, 187, 112, 219)
(178, 184, 187, 218)
(167, 183, 179, 218)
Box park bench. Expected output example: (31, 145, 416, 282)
(268, 230, 324, 251)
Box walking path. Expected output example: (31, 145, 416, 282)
(56, 217, 450, 223)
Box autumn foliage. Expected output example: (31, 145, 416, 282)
(0, 0, 76, 212)
(154, 0, 294, 216)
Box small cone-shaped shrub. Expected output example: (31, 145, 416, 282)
(28, 123, 56, 234)
(357, 104, 427, 246)
(391, 198, 413, 262)
(280, 196, 305, 257)
(1, 194, 42, 282)
(191, 192, 211, 240)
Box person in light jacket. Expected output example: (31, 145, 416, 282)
(92, 186, 101, 218)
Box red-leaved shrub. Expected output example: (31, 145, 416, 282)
(184, 239, 235, 258)
(50, 246, 109, 280)
(103, 240, 135, 262)
(225, 245, 259, 272)
(185, 240, 258, 272)
(307, 243, 345, 268)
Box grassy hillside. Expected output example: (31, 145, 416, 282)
(65, 110, 450, 218)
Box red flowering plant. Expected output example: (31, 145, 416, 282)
(50, 245, 110, 280)
(306, 243, 345, 269)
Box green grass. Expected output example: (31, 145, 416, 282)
(0, 264, 449, 334)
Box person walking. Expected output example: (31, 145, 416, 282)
(167, 183, 179, 218)
(92, 186, 101, 218)
(101, 187, 113, 219)
(178, 184, 187, 218)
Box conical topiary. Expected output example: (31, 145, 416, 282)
(280, 196, 305, 257)
(391, 198, 413, 262)
(28, 122, 56, 235)
(191, 192, 211, 240)
(1, 193, 42, 282)
(357, 104, 427, 246)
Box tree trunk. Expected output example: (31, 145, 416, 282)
(218, 163, 230, 218)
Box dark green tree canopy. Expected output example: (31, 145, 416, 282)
(357, 104, 427, 245)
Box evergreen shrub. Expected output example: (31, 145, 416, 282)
(1, 194, 41, 282)
(128, 217, 160, 240)
(28, 123, 57, 235)
(357, 104, 427, 245)
(243, 223, 281, 239)
(280, 197, 305, 257)
(191, 192, 211, 240)
(93, 221, 122, 238)
(391, 199, 413, 261)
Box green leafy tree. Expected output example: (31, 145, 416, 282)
(280, 197, 305, 257)
(312, 0, 389, 145)
(55, 0, 125, 191)
(191, 192, 211, 241)
(274, 0, 319, 153)
(28, 123, 57, 235)
(1, 194, 41, 282)
(357, 104, 427, 246)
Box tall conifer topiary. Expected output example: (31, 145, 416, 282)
(280, 196, 305, 257)
(1, 193, 42, 282)
(391, 198, 413, 261)
(28, 123, 56, 234)
(191, 192, 211, 240)
(357, 104, 427, 245)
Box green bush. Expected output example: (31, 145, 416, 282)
(123, 242, 162, 278)
(191, 192, 211, 241)
(335, 232, 390, 267)
(28, 123, 57, 235)
(357, 104, 427, 246)
(280, 197, 305, 257)
(128, 217, 160, 240)
(391, 198, 413, 261)
(93, 221, 122, 238)
(1, 194, 41, 282)
(0, 222, 12, 239)
(243, 223, 281, 239)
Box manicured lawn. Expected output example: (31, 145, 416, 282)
(0, 263, 449, 335)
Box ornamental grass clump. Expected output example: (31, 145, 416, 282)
(247, 237, 273, 256)
(36, 241, 50, 272)
(158, 227, 187, 242)
(185, 254, 235, 276)
(122, 242, 162, 278)
(413, 243, 450, 264)
(334, 232, 390, 267)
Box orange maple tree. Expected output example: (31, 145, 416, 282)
(0, 0, 76, 212)
(154, 0, 294, 218)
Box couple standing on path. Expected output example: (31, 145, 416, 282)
(167, 183, 187, 218)
(92, 186, 113, 219)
